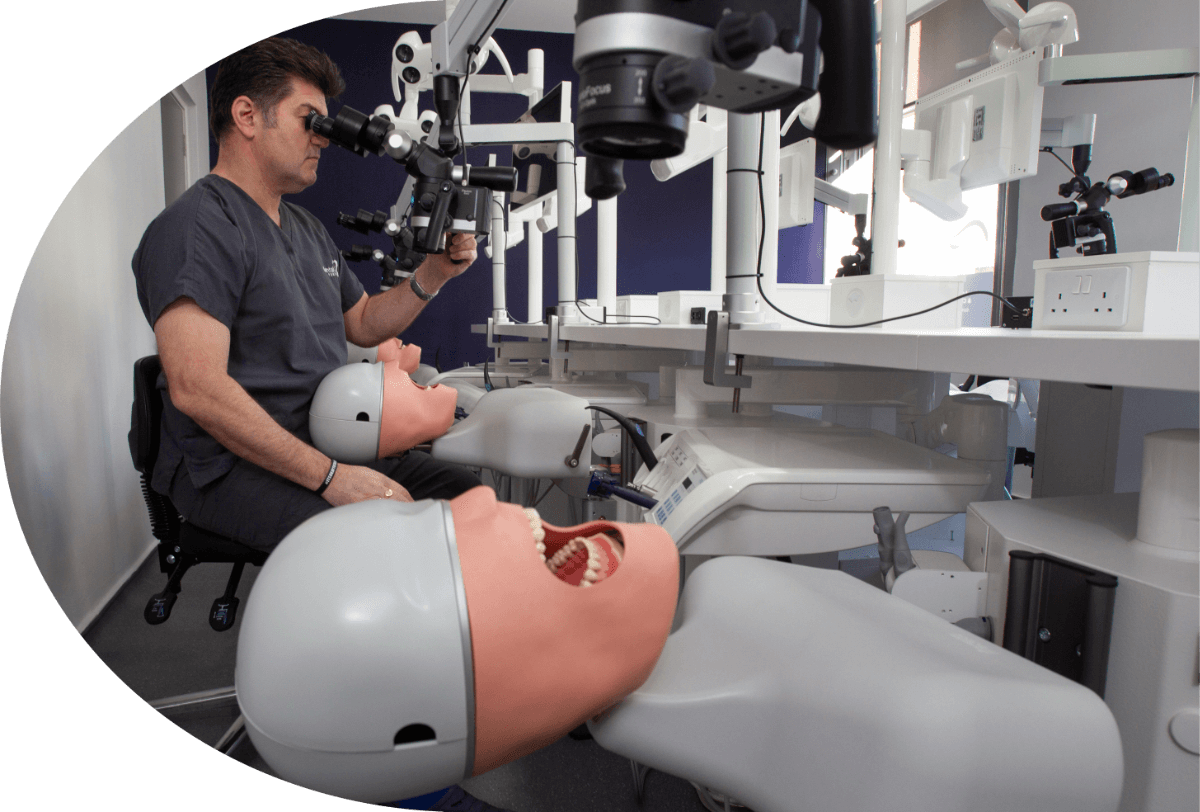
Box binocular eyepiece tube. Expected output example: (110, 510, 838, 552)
(305, 108, 393, 157)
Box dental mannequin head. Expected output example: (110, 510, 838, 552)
(376, 337, 422, 373)
(236, 486, 679, 803)
(378, 357, 456, 455)
(309, 356, 456, 463)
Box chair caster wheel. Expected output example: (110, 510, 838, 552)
(209, 596, 240, 632)
(145, 591, 177, 625)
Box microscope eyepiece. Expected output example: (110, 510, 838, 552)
(306, 106, 393, 157)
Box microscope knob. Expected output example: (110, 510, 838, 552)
(712, 11, 778, 71)
(777, 27, 801, 54)
(652, 55, 716, 113)
(418, 193, 437, 212)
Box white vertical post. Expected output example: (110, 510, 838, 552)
(527, 219, 543, 323)
(527, 48, 545, 104)
(524, 48, 545, 323)
(1179, 76, 1199, 253)
(760, 109, 781, 303)
(710, 146, 728, 292)
(556, 140, 578, 321)
(489, 157, 508, 323)
(871, 0, 906, 275)
(597, 197, 618, 315)
(724, 112, 765, 324)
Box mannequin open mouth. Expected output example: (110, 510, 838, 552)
(524, 507, 624, 587)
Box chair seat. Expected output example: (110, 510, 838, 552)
(588, 556, 1123, 812)
(177, 522, 267, 566)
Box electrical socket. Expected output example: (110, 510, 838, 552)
(1038, 266, 1131, 328)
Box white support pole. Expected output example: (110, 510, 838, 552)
(527, 218, 544, 323)
(724, 112, 765, 324)
(556, 140, 579, 321)
(597, 197, 618, 315)
(489, 155, 508, 323)
(710, 145, 728, 292)
(527, 48, 545, 104)
(524, 48, 545, 324)
(1179, 76, 1199, 253)
(761, 109, 781, 303)
(871, 0, 906, 275)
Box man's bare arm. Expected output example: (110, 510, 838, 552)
(155, 298, 411, 505)
(344, 232, 477, 347)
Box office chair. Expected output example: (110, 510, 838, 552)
(128, 354, 266, 754)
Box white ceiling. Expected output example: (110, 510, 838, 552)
(335, 1, 576, 34)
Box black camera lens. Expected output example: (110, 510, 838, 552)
(396, 44, 414, 63)
(575, 52, 688, 161)
(402, 66, 422, 85)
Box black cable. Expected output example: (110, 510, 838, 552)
(750, 117, 1027, 329)
(586, 405, 657, 472)
(472, 0, 512, 56)
(531, 479, 554, 507)
(557, 144, 662, 324)
(1040, 146, 1078, 178)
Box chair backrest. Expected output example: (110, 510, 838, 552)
(129, 355, 164, 476)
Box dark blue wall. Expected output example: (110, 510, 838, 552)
(209, 18, 825, 370)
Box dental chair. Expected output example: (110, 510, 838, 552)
(128, 354, 266, 753)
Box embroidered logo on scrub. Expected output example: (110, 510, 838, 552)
(322, 258, 339, 278)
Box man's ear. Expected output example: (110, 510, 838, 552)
(229, 95, 258, 140)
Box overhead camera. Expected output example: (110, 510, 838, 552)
(571, 0, 879, 199)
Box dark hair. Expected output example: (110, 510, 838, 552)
(209, 37, 345, 140)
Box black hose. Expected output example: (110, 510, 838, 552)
(586, 405, 657, 472)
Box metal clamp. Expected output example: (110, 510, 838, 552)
(486, 317, 501, 352)
(703, 311, 751, 389)
(548, 314, 572, 361)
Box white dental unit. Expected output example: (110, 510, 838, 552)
(243, 0, 1199, 810)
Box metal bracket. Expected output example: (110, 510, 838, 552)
(485, 317, 501, 352)
(703, 311, 751, 389)
(548, 314, 572, 361)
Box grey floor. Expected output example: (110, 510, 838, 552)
(82, 552, 718, 811)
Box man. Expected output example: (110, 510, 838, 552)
(132, 36, 482, 553)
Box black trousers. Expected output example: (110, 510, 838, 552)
(167, 451, 482, 552)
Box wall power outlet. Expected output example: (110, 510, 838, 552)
(1038, 266, 1131, 328)
(1032, 252, 1200, 333)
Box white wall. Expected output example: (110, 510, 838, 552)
(2, 103, 163, 629)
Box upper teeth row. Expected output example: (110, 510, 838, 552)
(523, 507, 546, 562)
(523, 507, 609, 587)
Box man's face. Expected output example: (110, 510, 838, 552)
(256, 78, 329, 195)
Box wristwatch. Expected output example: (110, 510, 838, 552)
(410, 273, 437, 302)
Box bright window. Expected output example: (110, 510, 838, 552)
(823, 110, 1000, 282)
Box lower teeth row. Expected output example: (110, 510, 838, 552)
(523, 508, 616, 586)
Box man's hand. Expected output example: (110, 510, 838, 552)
(322, 463, 414, 507)
(423, 232, 478, 285)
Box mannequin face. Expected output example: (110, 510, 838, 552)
(378, 361, 457, 456)
(376, 338, 421, 374)
(448, 486, 680, 775)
